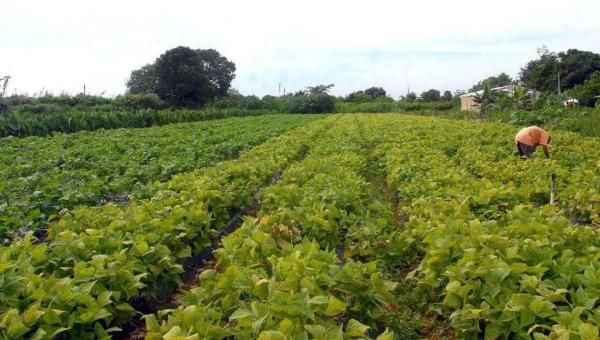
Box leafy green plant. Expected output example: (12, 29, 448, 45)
(0, 114, 320, 239)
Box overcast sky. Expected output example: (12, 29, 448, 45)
(2, 0, 600, 98)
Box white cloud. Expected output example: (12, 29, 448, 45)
(1, 0, 599, 97)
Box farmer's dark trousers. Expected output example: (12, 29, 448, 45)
(517, 142, 535, 158)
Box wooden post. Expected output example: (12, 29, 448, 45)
(550, 174, 557, 205)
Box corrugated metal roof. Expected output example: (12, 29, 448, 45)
(459, 85, 516, 98)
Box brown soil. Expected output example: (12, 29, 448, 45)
(420, 313, 457, 340)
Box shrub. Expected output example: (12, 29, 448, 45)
(283, 94, 335, 113)
(114, 93, 167, 110)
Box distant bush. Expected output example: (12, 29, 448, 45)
(336, 100, 394, 113)
(336, 99, 455, 113)
(114, 93, 167, 110)
(551, 110, 600, 137)
(398, 101, 454, 111)
(570, 71, 600, 107)
(283, 94, 336, 113)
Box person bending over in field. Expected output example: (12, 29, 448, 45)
(514, 126, 551, 159)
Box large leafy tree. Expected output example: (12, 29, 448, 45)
(520, 47, 600, 93)
(126, 64, 157, 94)
(195, 49, 236, 97)
(468, 73, 513, 92)
(571, 71, 600, 106)
(420, 89, 441, 102)
(364, 87, 386, 98)
(126, 46, 236, 106)
(154, 46, 211, 106)
(557, 49, 600, 90)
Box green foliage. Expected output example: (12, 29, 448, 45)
(469, 72, 514, 92)
(401, 91, 418, 101)
(128, 46, 236, 107)
(550, 109, 600, 137)
(520, 47, 600, 93)
(348, 88, 388, 102)
(114, 93, 166, 109)
(146, 115, 408, 339)
(364, 87, 387, 98)
(419, 89, 441, 102)
(0, 114, 598, 339)
(442, 90, 453, 101)
(336, 98, 455, 113)
(0, 114, 319, 239)
(570, 71, 600, 107)
(154, 46, 215, 106)
(126, 64, 158, 94)
(0, 105, 281, 137)
(282, 94, 336, 113)
(369, 114, 600, 339)
(472, 85, 499, 115)
(0, 117, 329, 338)
(305, 84, 335, 95)
(347, 91, 373, 103)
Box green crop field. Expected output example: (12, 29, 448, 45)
(0, 114, 321, 240)
(0, 113, 598, 339)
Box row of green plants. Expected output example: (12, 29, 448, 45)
(3, 93, 167, 111)
(0, 117, 333, 339)
(1, 113, 597, 338)
(0, 106, 280, 137)
(335, 99, 455, 114)
(145, 115, 410, 339)
(0, 114, 320, 239)
(361, 114, 599, 339)
(0, 91, 459, 137)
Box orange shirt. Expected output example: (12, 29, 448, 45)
(515, 126, 550, 146)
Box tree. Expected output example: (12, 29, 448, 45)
(420, 89, 441, 102)
(520, 47, 600, 93)
(571, 71, 600, 107)
(347, 91, 371, 102)
(556, 49, 600, 90)
(364, 87, 386, 98)
(126, 64, 157, 94)
(519, 46, 557, 93)
(469, 73, 513, 92)
(400, 92, 417, 101)
(472, 85, 500, 116)
(127, 46, 236, 106)
(153, 46, 210, 106)
(442, 90, 453, 101)
(306, 84, 334, 95)
(195, 49, 236, 97)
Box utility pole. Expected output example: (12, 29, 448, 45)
(83, 84, 86, 96)
(278, 83, 281, 96)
